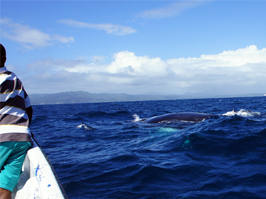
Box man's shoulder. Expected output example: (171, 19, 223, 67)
(0, 67, 13, 75)
(0, 68, 17, 86)
(0, 71, 12, 76)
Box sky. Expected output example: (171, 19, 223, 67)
(1, 0, 266, 96)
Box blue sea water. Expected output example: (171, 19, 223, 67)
(30, 97, 266, 199)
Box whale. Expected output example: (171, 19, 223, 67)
(144, 112, 215, 123)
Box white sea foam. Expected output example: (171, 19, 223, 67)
(132, 114, 141, 122)
(223, 109, 260, 117)
(76, 123, 93, 130)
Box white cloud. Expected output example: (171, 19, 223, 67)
(0, 18, 74, 49)
(22, 45, 266, 95)
(200, 45, 266, 67)
(106, 51, 169, 78)
(136, 0, 206, 19)
(106, 45, 266, 76)
(58, 19, 137, 35)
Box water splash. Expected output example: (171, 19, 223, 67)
(223, 109, 260, 117)
(76, 123, 94, 130)
(132, 114, 141, 122)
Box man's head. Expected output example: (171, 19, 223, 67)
(0, 44, 7, 67)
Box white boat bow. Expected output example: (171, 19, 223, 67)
(12, 139, 68, 199)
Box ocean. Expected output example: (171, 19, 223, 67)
(30, 97, 266, 199)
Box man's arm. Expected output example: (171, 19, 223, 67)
(26, 106, 33, 126)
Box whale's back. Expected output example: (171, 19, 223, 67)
(145, 112, 215, 123)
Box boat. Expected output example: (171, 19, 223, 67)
(11, 138, 68, 199)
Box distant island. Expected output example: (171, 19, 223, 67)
(29, 91, 264, 105)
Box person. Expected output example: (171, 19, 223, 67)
(0, 44, 33, 199)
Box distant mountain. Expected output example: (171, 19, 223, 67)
(29, 91, 264, 105)
(30, 91, 178, 105)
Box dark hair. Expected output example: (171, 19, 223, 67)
(0, 44, 6, 57)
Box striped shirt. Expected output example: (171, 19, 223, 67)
(0, 66, 32, 143)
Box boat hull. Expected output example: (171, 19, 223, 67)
(12, 140, 67, 199)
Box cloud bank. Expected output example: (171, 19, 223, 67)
(22, 45, 266, 95)
(0, 18, 74, 49)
